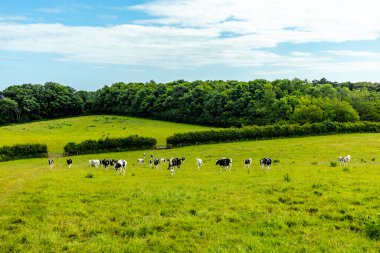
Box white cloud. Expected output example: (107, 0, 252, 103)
(0, 0, 380, 74)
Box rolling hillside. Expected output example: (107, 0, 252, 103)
(0, 115, 217, 154)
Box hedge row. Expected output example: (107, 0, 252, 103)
(64, 135, 157, 156)
(166, 121, 380, 147)
(0, 144, 48, 162)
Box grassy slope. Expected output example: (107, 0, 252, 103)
(0, 133, 379, 252)
(0, 115, 216, 154)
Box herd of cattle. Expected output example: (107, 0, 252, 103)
(47, 154, 351, 176)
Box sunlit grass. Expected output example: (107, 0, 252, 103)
(1, 133, 379, 252)
(0, 115, 216, 154)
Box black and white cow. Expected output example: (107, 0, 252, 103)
(109, 159, 117, 167)
(160, 158, 166, 163)
(48, 158, 54, 170)
(89, 159, 100, 168)
(114, 159, 127, 176)
(338, 155, 351, 166)
(168, 157, 185, 176)
(244, 158, 252, 168)
(154, 159, 160, 170)
(148, 159, 153, 168)
(216, 158, 232, 172)
(100, 159, 110, 170)
(67, 159, 73, 169)
(137, 158, 144, 165)
(196, 158, 203, 169)
(260, 157, 272, 170)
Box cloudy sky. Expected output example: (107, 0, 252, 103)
(1, 0, 380, 90)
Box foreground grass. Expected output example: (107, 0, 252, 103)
(0, 133, 379, 252)
(0, 115, 216, 154)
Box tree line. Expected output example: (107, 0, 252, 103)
(1, 79, 379, 127)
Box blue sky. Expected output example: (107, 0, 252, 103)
(1, 0, 380, 90)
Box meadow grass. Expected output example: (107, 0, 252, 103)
(1, 133, 379, 252)
(0, 115, 216, 155)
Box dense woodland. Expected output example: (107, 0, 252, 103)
(0, 79, 379, 127)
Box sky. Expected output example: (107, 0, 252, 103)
(1, 0, 380, 91)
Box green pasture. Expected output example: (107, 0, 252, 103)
(1, 133, 379, 252)
(0, 115, 215, 155)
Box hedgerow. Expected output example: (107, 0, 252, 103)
(166, 121, 380, 147)
(0, 144, 48, 162)
(64, 135, 157, 156)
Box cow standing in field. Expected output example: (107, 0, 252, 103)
(137, 158, 144, 166)
(260, 157, 272, 170)
(196, 158, 203, 169)
(160, 158, 166, 163)
(168, 157, 185, 176)
(338, 155, 351, 166)
(216, 158, 232, 172)
(48, 158, 54, 170)
(100, 159, 110, 170)
(114, 160, 127, 176)
(89, 159, 100, 168)
(67, 159, 72, 169)
(244, 158, 252, 168)
(154, 159, 160, 170)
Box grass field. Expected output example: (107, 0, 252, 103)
(0, 115, 216, 155)
(1, 133, 379, 252)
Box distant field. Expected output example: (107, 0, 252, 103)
(0, 133, 379, 252)
(0, 115, 216, 154)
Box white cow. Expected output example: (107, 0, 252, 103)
(339, 155, 351, 166)
(137, 158, 144, 165)
(196, 158, 203, 169)
(89, 159, 100, 168)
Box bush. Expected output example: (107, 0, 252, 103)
(64, 135, 157, 156)
(0, 144, 48, 162)
(365, 221, 380, 241)
(330, 161, 337, 167)
(166, 121, 380, 147)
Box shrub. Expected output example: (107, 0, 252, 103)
(284, 173, 291, 182)
(330, 161, 337, 167)
(85, 172, 94, 178)
(166, 121, 380, 147)
(0, 143, 48, 162)
(64, 135, 157, 156)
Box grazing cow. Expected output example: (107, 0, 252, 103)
(168, 157, 185, 176)
(67, 159, 72, 169)
(114, 160, 127, 176)
(339, 155, 351, 166)
(196, 158, 203, 169)
(100, 159, 110, 170)
(160, 158, 166, 163)
(216, 158, 232, 172)
(88, 159, 100, 168)
(137, 158, 144, 165)
(260, 157, 272, 170)
(48, 158, 54, 170)
(244, 158, 252, 168)
(154, 159, 160, 170)
(109, 159, 117, 167)
(148, 159, 153, 168)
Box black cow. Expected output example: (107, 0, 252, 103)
(216, 158, 232, 172)
(260, 157, 272, 170)
(67, 159, 72, 169)
(48, 158, 54, 170)
(100, 159, 110, 170)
